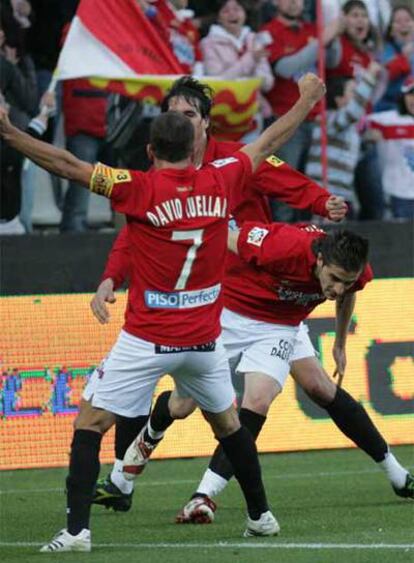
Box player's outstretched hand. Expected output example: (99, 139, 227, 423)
(332, 344, 346, 387)
(298, 73, 326, 106)
(0, 106, 14, 137)
(326, 195, 347, 222)
(90, 278, 116, 324)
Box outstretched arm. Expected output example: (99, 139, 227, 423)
(241, 73, 326, 171)
(333, 292, 356, 387)
(0, 107, 93, 185)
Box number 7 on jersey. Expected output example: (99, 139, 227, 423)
(172, 229, 204, 290)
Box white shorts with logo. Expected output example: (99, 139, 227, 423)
(221, 308, 316, 390)
(83, 330, 235, 417)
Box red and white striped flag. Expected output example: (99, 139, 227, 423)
(56, 0, 183, 80)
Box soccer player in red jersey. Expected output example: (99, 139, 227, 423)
(120, 223, 413, 523)
(0, 73, 326, 551)
(87, 75, 346, 512)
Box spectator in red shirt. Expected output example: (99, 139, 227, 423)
(327, 0, 377, 81)
(260, 0, 342, 221)
(327, 1, 385, 220)
(60, 78, 111, 232)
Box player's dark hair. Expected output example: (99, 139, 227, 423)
(161, 76, 214, 119)
(326, 76, 352, 109)
(312, 230, 369, 273)
(149, 111, 194, 162)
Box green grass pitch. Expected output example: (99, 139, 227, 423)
(1, 446, 413, 563)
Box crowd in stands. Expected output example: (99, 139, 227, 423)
(0, 0, 413, 234)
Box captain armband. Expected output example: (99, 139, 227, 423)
(89, 163, 131, 198)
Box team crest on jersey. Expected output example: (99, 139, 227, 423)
(211, 157, 238, 168)
(266, 155, 284, 168)
(247, 226, 269, 247)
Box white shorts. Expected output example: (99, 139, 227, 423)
(84, 330, 235, 417)
(221, 308, 316, 390)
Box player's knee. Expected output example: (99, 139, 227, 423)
(74, 402, 115, 434)
(168, 396, 196, 419)
(204, 406, 240, 438)
(242, 379, 281, 416)
(304, 370, 336, 406)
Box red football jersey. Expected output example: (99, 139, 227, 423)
(225, 222, 373, 325)
(102, 137, 331, 287)
(90, 153, 252, 345)
(260, 18, 320, 120)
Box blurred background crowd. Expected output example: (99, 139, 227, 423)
(0, 0, 413, 235)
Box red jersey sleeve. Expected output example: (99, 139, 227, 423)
(89, 163, 148, 217)
(237, 221, 307, 268)
(254, 156, 330, 217)
(101, 226, 131, 289)
(209, 151, 253, 202)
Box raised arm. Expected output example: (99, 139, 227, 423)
(0, 107, 93, 185)
(241, 73, 326, 171)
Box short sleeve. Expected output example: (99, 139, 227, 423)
(237, 222, 307, 269)
(210, 151, 253, 200)
(89, 163, 147, 216)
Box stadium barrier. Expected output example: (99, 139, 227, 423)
(0, 222, 413, 469)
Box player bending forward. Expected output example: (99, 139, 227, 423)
(122, 222, 414, 524)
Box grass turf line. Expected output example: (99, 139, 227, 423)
(0, 446, 413, 563)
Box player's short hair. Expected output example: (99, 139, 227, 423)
(312, 230, 369, 273)
(149, 111, 194, 162)
(161, 76, 214, 119)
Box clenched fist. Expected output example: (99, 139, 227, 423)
(298, 73, 326, 106)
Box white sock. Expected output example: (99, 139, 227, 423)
(197, 468, 229, 498)
(110, 459, 134, 494)
(378, 451, 408, 489)
(147, 420, 164, 441)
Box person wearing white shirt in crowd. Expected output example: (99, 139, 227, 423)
(367, 76, 414, 219)
(201, 0, 274, 141)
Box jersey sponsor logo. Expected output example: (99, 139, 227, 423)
(266, 155, 284, 168)
(278, 287, 324, 306)
(211, 157, 238, 168)
(247, 226, 269, 247)
(154, 341, 216, 354)
(144, 283, 221, 309)
(270, 339, 294, 361)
